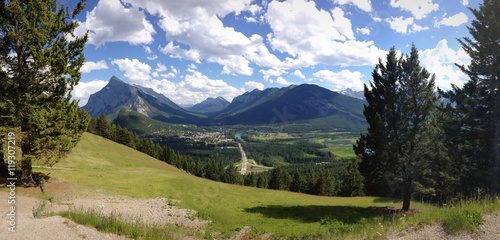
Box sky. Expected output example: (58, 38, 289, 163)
(67, 0, 478, 107)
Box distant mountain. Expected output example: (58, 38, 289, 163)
(211, 84, 367, 130)
(339, 88, 364, 100)
(186, 96, 230, 114)
(81, 76, 206, 123)
(83, 77, 368, 132)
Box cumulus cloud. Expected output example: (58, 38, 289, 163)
(76, 0, 155, 46)
(260, 68, 287, 80)
(313, 69, 364, 90)
(461, 0, 468, 6)
(356, 27, 371, 35)
(436, 12, 468, 27)
(81, 60, 109, 73)
(334, 0, 372, 12)
(72, 80, 108, 106)
(385, 17, 428, 34)
(293, 69, 306, 79)
(245, 81, 265, 90)
(121, 0, 281, 76)
(265, 0, 386, 68)
(147, 71, 245, 105)
(111, 58, 151, 83)
(419, 39, 471, 89)
(276, 77, 291, 86)
(390, 0, 439, 19)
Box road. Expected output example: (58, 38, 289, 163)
(238, 143, 248, 175)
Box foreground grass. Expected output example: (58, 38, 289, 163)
(40, 133, 499, 239)
(54, 209, 200, 240)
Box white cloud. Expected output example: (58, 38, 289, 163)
(419, 39, 471, 89)
(356, 27, 371, 35)
(81, 60, 109, 73)
(313, 69, 364, 90)
(461, 0, 469, 6)
(76, 0, 155, 46)
(385, 16, 428, 34)
(72, 80, 108, 106)
(334, 0, 372, 12)
(276, 77, 291, 86)
(293, 69, 306, 79)
(145, 71, 245, 105)
(244, 81, 265, 90)
(260, 68, 287, 80)
(123, 0, 279, 76)
(155, 62, 168, 72)
(265, 0, 385, 68)
(390, 0, 439, 19)
(437, 12, 468, 27)
(111, 58, 151, 83)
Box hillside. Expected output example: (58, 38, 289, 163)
(42, 133, 433, 238)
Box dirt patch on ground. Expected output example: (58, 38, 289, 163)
(385, 212, 500, 240)
(0, 186, 208, 239)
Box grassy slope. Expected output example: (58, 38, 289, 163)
(48, 133, 434, 238)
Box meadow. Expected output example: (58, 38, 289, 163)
(25, 133, 500, 239)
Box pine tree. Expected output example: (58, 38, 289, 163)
(0, 0, 88, 184)
(269, 167, 291, 190)
(340, 159, 365, 196)
(290, 170, 307, 193)
(355, 46, 440, 211)
(440, 0, 500, 194)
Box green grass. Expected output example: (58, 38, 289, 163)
(56, 209, 199, 239)
(40, 133, 500, 239)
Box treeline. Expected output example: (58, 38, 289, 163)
(355, 0, 499, 211)
(243, 159, 364, 197)
(243, 140, 335, 166)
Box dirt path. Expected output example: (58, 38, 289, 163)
(238, 143, 248, 175)
(0, 191, 208, 239)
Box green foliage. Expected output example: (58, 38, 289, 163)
(0, 0, 88, 183)
(439, 0, 500, 195)
(268, 167, 291, 190)
(355, 45, 440, 211)
(340, 159, 365, 196)
(443, 209, 483, 234)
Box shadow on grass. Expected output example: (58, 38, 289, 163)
(244, 205, 397, 224)
(372, 197, 402, 203)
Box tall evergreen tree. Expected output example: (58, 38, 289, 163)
(340, 159, 365, 197)
(0, 0, 88, 184)
(440, 0, 500, 194)
(355, 46, 440, 211)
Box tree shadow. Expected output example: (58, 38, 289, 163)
(244, 205, 398, 224)
(372, 197, 402, 203)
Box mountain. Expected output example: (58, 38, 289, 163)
(186, 96, 230, 114)
(82, 76, 206, 123)
(339, 88, 364, 100)
(211, 84, 367, 130)
(83, 77, 367, 131)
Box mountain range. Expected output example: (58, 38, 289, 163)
(82, 76, 368, 132)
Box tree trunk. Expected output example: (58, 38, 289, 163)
(21, 158, 35, 186)
(402, 177, 412, 212)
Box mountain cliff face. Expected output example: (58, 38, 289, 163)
(186, 96, 230, 113)
(82, 76, 367, 131)
(82, 76, 205, 123)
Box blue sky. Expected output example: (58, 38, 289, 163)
(68, 0, 478, 106)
